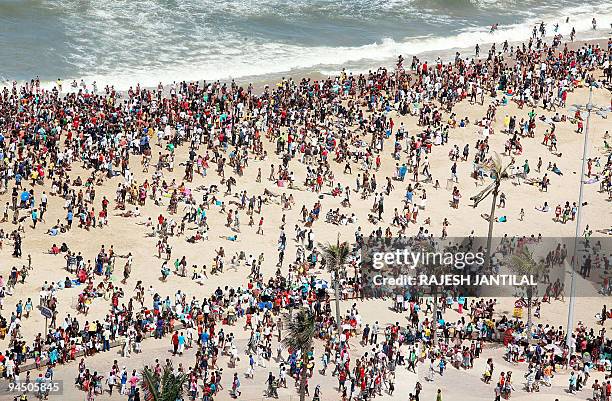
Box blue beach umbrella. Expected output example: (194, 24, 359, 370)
(313, 279, 329, 289)
(257, 301, 273, 310)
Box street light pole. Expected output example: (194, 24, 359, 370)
(565, 83, 608, 347)
(335, 233, 343, 338)
(485, 181, 500, 271)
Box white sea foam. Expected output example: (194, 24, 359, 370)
(30, 2, 612, 91)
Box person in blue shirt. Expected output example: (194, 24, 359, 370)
(66, 210, 73, 229)
(155, 318, 164, 339)
(20, 190, 29, 207)
(201, 330, 209, 346)
(120, 370, 128, 395)
(406, 186, 414, 203)
(16, 300, 23, 318)
(178, 332, 185, 355)
(31, 209, 38, 228)
(35, 374, 45, 399)
(15, 173, 22, 188)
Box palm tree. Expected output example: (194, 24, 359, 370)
(509, 246, 546, 343)
(141, 365, 187, 401)
(320, 239, 350, 336)
(471, 152, 515, 269)
(283, 308, 317, 401)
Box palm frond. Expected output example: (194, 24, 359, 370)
(160, 368, 187, 401)
(282, 308, 316, 353)
(499, 157, 516, 178)
(491, 152, 503, 175)
(471, 182, 496, 207)
(141, 366, 161, 401)
(509, 246, 546, 278)
(320, 242, 350, 273)
(482, 152, 514, 179)
(419, 242, 454, 275)
(141, 365, 186, 401)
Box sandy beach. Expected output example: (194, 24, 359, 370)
(0, 31, 610, 401)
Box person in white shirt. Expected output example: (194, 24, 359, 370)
(107, 370, 117, 395)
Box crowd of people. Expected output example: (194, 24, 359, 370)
(0, 21, 610, 401)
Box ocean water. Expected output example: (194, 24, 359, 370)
(0, 0, 611, 89)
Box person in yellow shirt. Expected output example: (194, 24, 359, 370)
(89, 321, 97, 335)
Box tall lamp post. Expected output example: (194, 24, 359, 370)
(565, 83, 609, 347)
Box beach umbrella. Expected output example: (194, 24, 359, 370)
(313, 279, 329, 289)
(544, 344, 563, 356)
(257, 301, 273, 310)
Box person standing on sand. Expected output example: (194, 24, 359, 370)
(257, 217, 264, 234)
(451, 162, 458, 183)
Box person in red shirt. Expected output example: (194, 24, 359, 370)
(171, 331, 179, 355)
(257, 217, 264, 235)
(339, 369, 347, 391)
